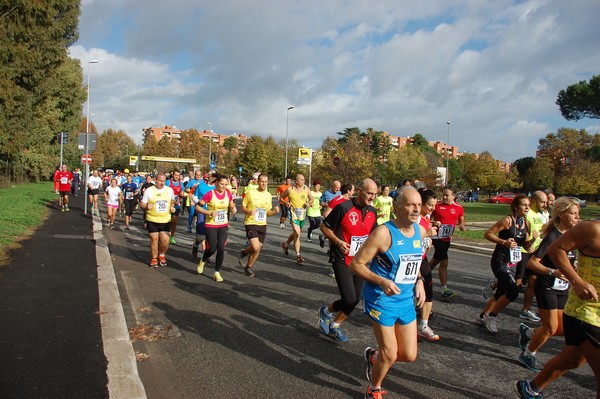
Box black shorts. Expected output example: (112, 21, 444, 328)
(124, 199, 137, 216)
(535, 285, 568, 310)
(515, 252, 530, 281)
(146, 221, 171, 233)
(88, 188, 99, 196)
(432, 239, 451, 261)
(245, 224, 267, 244)
(172, 207, 181, 217)
(563, 314, 600, 349)
(59, 190, 70, 196)
(280, 204, 290, 219)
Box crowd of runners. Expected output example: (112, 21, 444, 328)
(61, 164, 598, 399)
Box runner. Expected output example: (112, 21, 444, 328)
(306, 180, 323, 242)
(238, 173, 280, 277)
(191, 172, 217, 258)
(165, 170, 184, 244)
(348, 185, 426, 399)
(185, 170, 204, 233)
(417, 188, 440, 341)
(195, 174, 236, 282)
(139, 174, 155, 229)
(276, 177, 292, 229)
(71, 168, 81, 197)
(87, 169, 103, 216)
(117, 170, 128, 217)
(318, 180, 342, 248)
(516, 220, 600, 399)
(317, 179, 378, 342)
(517, 197, 580, 372)
(429, 186, 465, 301)
(280, 174, 314, 264)
(322, 183, 355, 279)
(243, 172, 260, 198)
(373, 185, 393, 224)
(55, 164, 73, 212)
(52, 166, 60, 196)
(104, 178, 123, 227)
(519, 191, 549, 323)
(476, 194, 533, 333)
(121, 174, 139, 230)
(139, 172, 175, 268)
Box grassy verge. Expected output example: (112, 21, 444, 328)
(0, 182, 55, 258)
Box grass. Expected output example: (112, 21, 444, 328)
(0, 182, 55, 259)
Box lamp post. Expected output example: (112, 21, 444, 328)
(445, 121, 450, 186)
(284, 106, 294, 179)
(84, 60, 98, 215)
(207, 122, 212, 168)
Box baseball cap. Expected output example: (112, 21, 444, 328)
(124, 168, 129, 173)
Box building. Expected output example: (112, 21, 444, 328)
(142, 125, 181, 143)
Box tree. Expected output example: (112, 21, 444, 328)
(523, 157, 554, 192)
(96, 129, 137, 170)
(380, 146, 428, 187)
(458, 152, 506, 192)
(556, 75, 600, 120)
(512, 157, 536, 181)
(556, 159, 600, 195)
(238, 135, 270, 178)
(412, 133, 429, 147)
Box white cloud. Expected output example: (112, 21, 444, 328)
(73, 0, 600, 162)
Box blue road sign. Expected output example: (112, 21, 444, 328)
(210, 161, 216, 170)
(238, 166, 243, 172)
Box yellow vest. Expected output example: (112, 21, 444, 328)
(288, 186, 308, 221)
(145, 186, 173, 223)
(564, 252, 600, 327)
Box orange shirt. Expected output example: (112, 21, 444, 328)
(276, 183, 291, 205)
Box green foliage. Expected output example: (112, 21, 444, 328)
(412, 133, 429, 147)
(381, 145, 428, 186)
(523, 157, 554, 192)
(556, 75, 600, 120)
(96, 129, 137, 170)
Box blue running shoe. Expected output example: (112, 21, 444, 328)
(518, 352, 543, 372)
(318, 306, 333, 335)
(328, 324, 349, 342)
(519, 323, 532, 351)
(515, 380, 543, 398)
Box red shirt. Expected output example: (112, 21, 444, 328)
(328, 195, 348, 209)
(55, 171, 73, 192)
(432, 201, 464, 242)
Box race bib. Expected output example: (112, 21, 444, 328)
(421, 237, 430, 255)
(125, 192, 134, 200)
(394, 254, 422, 284)
(214, 210, 227, 223)
(293, 207, 305, 219)
(156, 200, 168, 213)
(509, 247, 522, 263)
(60, 177, 68, 184)
(255, 208, 267, 223)
(438, 224, 454, 239)
(551, 275, 569, 291)
(349, 235, 368, 257)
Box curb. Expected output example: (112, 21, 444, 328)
(452, 242, 494, 255)
(94, 214, 147, 399)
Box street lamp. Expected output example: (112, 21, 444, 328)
(445, 121, 450, 186)
(84, 59, 98, 215)
(284, 106, 294, 179)
(207, 122, 212, 168)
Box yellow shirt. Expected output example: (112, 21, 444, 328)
(144, 186, 174, 223)
(373, 195, 393, 224)
(243, 189, 272, 226)
(288, 186, 309, 221)
(564, 252, 600, 327)
(203, 189, 232, 227)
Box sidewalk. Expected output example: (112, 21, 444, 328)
(0, 194, 109, 398)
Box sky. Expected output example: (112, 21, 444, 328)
(70, 0, 600, 163)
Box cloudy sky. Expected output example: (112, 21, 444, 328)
(70, 0, 600, 163)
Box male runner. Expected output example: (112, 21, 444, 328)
(276, 177, 292, 229)
(280, 174, 314, 264)
(55, 164, 73, 212)
(87, 169, 103, 215)
(165, 170, 184, 244)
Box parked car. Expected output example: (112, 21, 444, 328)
(488, 192, 517, 204)
(565, 196, 587, 208)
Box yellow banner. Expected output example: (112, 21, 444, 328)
(141, 156, 197, 163)
(129, 156, 138, 166)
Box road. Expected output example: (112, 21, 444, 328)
(103, 201, 595, 399)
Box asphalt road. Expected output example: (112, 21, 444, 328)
(102, 201, 595, 399)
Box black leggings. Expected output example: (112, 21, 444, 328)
(332, 260, 364, 316)
(202, 226, 228, 272)
(492, 258, 519, 302)
(420, 257, 433, 302)
(307, 216, 322, 238)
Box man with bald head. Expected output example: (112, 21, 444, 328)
(317, 179, 378, 342)
(519, 190, 549, 322)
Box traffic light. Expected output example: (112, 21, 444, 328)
(57, 132, 69, 144)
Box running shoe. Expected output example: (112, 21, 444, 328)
(197, 260, 205, 275)
(519, 310, 541, 322)
(64, 206, 70, 212)
(365, 386, 387, 399)
(238, 249, 248, 267)
(518, 352, 543, 372)
(306, 237, 312, 243)
(483, 314, 498, 333)
(279, 223, 285, 229)
(158, 255, 167, 267)
(149, 258, 158, 268)
(213, 271, 224, 282)
(475, 314, 485, 326)
(318, 306, 333, 335)
(417, 325, 440, 341)
(281, 242, 289, 256)
(244, 266, 256, 278)
(191, 243, 199, 258)
(328, 269, 336, 279)
(441, 288, 457, 301)
(363, 346, 376, 383)
(515, 380, 543, 399)
(296, 255, 305, 264)
(482, 277, 496, 299)
(519, 323, 532, 351)
(187, 226, 192, 233)
(169, 237, 176, 245)
(61, 207, 66, 212)
(328, 325, 349, 342)
(319, 235, 325, 248)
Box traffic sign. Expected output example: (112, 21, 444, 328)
(238, 166, 243, 172)
(333, 156, 340, 166)
(81, 154, 92, 165)
(210, 161, 216, 170)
